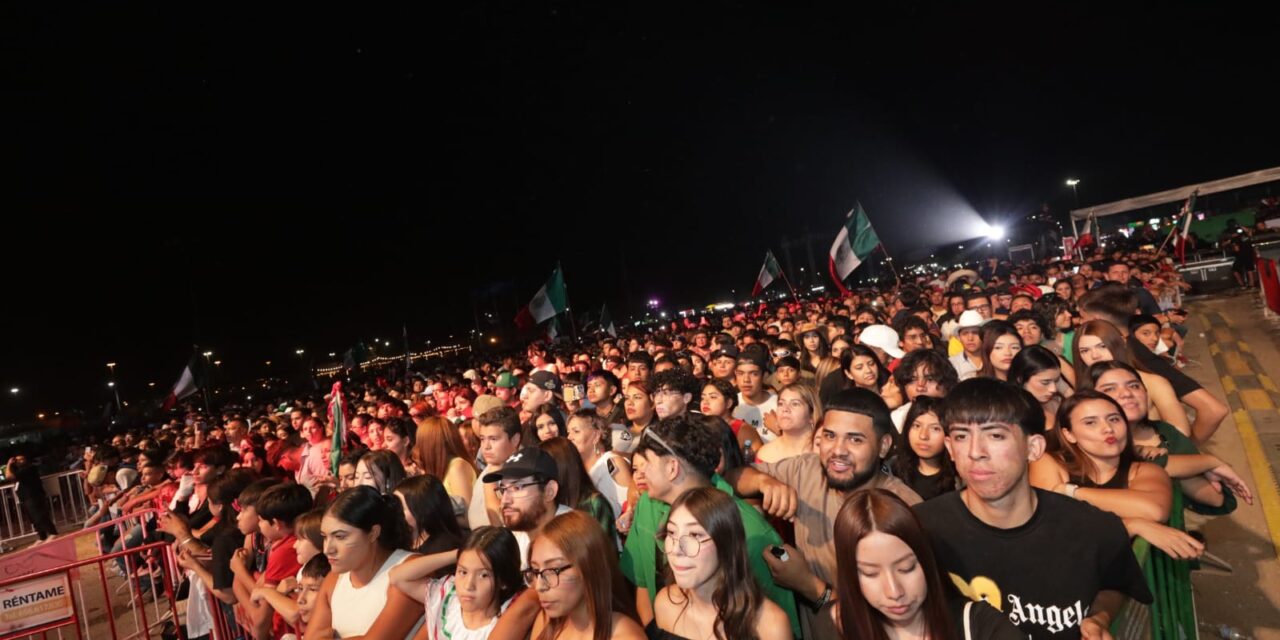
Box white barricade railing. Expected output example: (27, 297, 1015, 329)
(0, 470, 91, 548)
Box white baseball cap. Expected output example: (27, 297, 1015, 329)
(858, 324, 906, 360)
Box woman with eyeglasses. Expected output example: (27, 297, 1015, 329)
(527, 510, 645, 640)
(651, 487, 792, 640)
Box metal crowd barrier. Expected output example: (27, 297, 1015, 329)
(1111, 487, 1198, 640)
(0, 470, 92, 548)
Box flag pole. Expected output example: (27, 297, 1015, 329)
(777, 262, 801, 301)
(559, 262, 578, 342)
(878, 244, 902, 287)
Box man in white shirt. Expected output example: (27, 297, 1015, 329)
(732, 349, 778, 443)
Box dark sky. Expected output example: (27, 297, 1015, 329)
(3, 4, 1278, 417)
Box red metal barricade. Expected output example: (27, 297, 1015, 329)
(1257, 258, 1280, 314)
(0, 509, 181, 640)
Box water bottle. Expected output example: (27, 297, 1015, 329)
(1201, 622, 1251, 640)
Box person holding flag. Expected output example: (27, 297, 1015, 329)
(752, 250, 794, 298)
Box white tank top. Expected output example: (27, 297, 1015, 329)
(588, 453, 628, 519)
(331, 548, 422, 639)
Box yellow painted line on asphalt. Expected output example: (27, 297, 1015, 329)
(1215, 328, 1235, 343)
(1260, 373, 1278, 393)
(1241, 389, 1276, 410)
(1222, 376, 1239, 395)
(1210, 344, 1222, 356)
(1239, 341, 1253, 354)
(1199, 315, 1212, 328)
(1231, 409, 1280, 562)
(1223, 351, 1253, 376)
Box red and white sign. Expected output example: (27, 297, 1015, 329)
(0, 573, 73, 634)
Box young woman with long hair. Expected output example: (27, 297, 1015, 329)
(1029, 390, 1204, 560)
(356, 449, 408, 496)
(755, 383, 821, 464)
(1085, 361, 1253, 515)
(384, 417, 418, 474)
(798, 328, 831, 373)
(411, 416, 477, 516)
(305, 486, 424, 640)
(890, 398, 956, 502)
(538, 437, 619, 543)
(833, 489, 1019, 640)
(616, 381, 657, 456)
(1008, 345, 1067, 433)
(975, 320, 1022, 381)
(527, 510, 645, 640)
(651, 487, 791, 640)
(394, 475, 465, 567)
(1071, 319, 1190, 436)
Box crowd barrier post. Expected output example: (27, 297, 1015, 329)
(1110, 486, 1198, 640)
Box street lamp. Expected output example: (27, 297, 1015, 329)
(8, 387, 17, 395)
(1066, 178, 1080, 207)
(295, 349, 305, 356)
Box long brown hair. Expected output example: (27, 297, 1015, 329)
(538, 437, 601, 509)
(1071, 319, 1151, 384)
(411, 416, 468, 479)
(834, 489, 956, 640)
(534, 511, 637, 640)
(659, 487, 764, 640)
(1052, 389, 1136, 482)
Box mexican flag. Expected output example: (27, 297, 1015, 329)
(751, 250, 783, 296)
(161, 353, 201, 412)
(515, 265, 568, 330)
(828, 203, 880, 294)
(328, 381, 348, 475)
(1077, 212, 1095, 249)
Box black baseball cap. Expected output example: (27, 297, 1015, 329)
(481, 447, 559, 484)
(528, 370, 563, 395)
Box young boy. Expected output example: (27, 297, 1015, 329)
(280, 555, 331, 640)
(245, 484, 312, 639)
(227, 479, 277, 634)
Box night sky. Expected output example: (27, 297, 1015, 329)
(4, 4, 1278, 417)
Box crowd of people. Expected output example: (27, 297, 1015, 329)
(13, 243, 1259, 640)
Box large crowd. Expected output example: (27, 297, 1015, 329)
(4, 239, 1260, 640)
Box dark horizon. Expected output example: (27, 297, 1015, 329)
(3, 4, 1278, 418)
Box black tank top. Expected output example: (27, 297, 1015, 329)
(1072, 455, 1132, 490)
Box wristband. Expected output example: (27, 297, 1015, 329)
(180, 536, 194, 548)
(1064, 483, 1080, 499)
(811, 583, 833, 612)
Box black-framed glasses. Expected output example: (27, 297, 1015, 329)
(522, 564, 574, 588)
(656, 531, 711, 557)
(494, 480, 545, 498)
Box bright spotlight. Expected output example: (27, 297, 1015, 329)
(985, 224, 1005, 240)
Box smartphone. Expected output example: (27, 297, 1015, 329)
(564, 385, 583, 403)
(769, 546, 790, 562)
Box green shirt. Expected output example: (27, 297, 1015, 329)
(1149, 420, 1237, 516)
(620, 475, 803, 638)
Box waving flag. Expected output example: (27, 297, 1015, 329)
(162, 353, 201, 412)
(515, 265, 568, 330)
(1175, 190, 1199, 265)
(828, 203, 881, 295)
(328, 381, 347, 475)
(751, 250, 784, 296)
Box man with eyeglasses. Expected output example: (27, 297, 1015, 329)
(650, 367, 700, 420)
(619, 414, 801, 637)
(481, 446, 572, 570)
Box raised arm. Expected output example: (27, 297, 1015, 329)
(388, 550, 460, 603)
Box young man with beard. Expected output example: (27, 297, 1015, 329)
(481, 446, 570, 568)
(728, 388, 921, 639)
(914, 379, 1150, 639)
